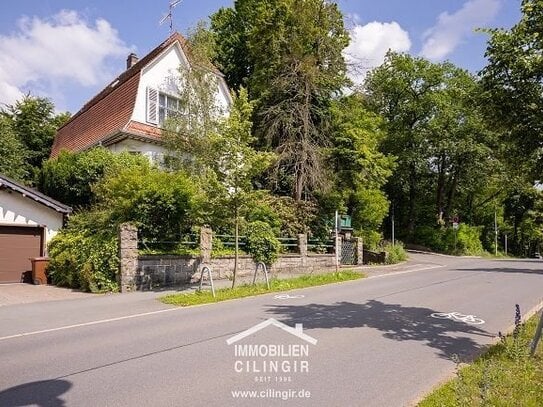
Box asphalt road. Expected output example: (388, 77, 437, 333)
(1, 253, 542, 407)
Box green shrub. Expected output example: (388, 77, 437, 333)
(247, 194, 317, 237)
(39, 148, 150, 208)
(382, 241, 408, 264)
(245, 221, 281, 265)
(47, 213, 119, 292)
(415, 226, 447, 252)
(442, 224, 484, 255)
(415, 224, 484, 255)
(94, 166, 203, 241)
(360, 230, 382, 251)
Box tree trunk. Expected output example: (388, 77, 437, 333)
(444, 170, 458, 223)
(436, 154, 446, 224)
(407, 163, 417, 240)
(295, 168, 304, 201)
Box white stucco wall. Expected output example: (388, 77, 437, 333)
(131, 42, 231, 125)
(106, 138, 167, 165)
(0, 190, 65, 244)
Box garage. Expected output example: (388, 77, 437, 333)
(0, 226, 44, 283)
(0, 174, 71, 285)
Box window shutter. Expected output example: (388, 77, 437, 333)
(146, 87, 158, 124)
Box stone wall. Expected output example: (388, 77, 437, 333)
(119, 223, 358, 291)
(137, 255, 199, 290)
(135, 253, 336, 290)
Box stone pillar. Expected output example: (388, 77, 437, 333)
(355, 237, 364, 265)
(118, 223, 138, 293)
(200, 226, 212, 263)
(298, 234, 307, 267)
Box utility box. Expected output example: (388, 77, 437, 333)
(339, 215, 352, 230)
(30, 257, 49, 285)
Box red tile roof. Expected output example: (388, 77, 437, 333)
(51, 32, 194, 157)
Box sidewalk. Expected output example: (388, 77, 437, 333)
(0, 283, 92, 307)
(0, 254, 441, 308)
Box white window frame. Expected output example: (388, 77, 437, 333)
(158, 92, 182, 126)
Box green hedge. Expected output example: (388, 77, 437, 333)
(415, 224, 484, 255)
(47, 225, 118, 293)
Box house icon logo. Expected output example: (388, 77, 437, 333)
(226, 318, 317, 345)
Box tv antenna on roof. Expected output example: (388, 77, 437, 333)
(159, 0, 182, 34)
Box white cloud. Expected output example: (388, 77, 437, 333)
(343, 21, 411, 87)
(420, 0, 501, 60)
(0, 10, 132, 108)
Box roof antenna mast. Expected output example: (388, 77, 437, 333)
(159, 0, 183, 34)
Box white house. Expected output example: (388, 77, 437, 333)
(0, 175, 72, 283)
(50, 32, 231, 162)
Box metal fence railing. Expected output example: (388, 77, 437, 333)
(277, 237, 299, 254)
(137, 232, 336, 256)
(308, 239, 335, 254)
(138, 234, 199, 255)
(213, 234, 247, 247)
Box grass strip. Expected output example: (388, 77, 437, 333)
(419, 311, 543, 406)
(160, 271, 364, 306)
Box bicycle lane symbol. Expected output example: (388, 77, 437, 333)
(430, 312, 485, 325)
(274, 294, 305, 300)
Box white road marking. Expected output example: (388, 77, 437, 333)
(274, 294, 305, 300)
(0, 264, 444, 342)
(0, 307, 181, 342)
(367, 264, 444, 279)
(430, 311, 485, 325)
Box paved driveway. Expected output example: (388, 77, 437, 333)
(0, 284, 92, 307)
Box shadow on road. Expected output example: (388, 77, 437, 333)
(457, 267, 543, 275)
(266, 299, 493, 360)
(0, 379, 71, 407)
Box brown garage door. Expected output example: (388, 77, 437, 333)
(0, 226, 43, 283)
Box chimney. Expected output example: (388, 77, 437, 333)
(126, 53, 138, 69)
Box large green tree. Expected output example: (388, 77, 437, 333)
(1, 95, 70, 179)
(365, 53, 498, 240)
(479, 0, 543, 175)
(0, 116, 28, 181)
(328, 94, 395, 246)
(162, 28, 274, 282)
(211, 0, 349, 200)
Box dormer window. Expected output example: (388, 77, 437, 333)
(158, 93, 181, 125)
(146, 87, 181, 127)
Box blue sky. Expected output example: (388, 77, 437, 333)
(0, 0, 522, 113)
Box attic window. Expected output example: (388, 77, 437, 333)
(158, 93, 181, 125)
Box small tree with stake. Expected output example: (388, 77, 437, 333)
(163, 26, 274, 287)
(211, 89, 274, 287)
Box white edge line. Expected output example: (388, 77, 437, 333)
(0, 307, 180, 342)
(368, 264, 444, 279)
(1, 264, 444, 342)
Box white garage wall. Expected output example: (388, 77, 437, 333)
(0, 190, 65, 245)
